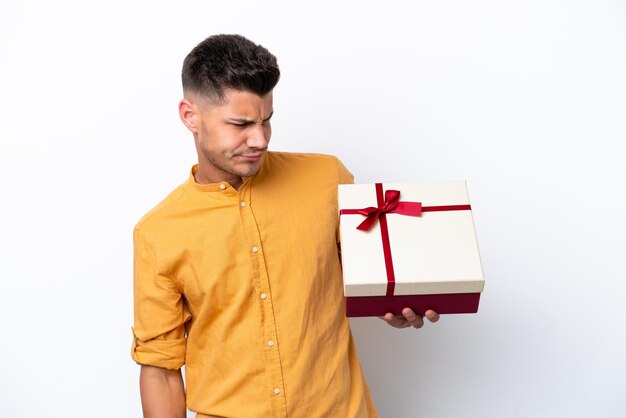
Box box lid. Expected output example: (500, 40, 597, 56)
(339, 182, 485, 297)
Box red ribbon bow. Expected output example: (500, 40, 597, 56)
(349, 189, 423, 231)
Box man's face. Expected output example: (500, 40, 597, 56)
(184, 89, 274, 186)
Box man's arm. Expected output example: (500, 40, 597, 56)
(139, 365, 186, 418)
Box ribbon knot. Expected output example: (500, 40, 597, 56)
(353, 189, 423, 231)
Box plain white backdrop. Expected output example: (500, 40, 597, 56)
(1, 1, 625, 417)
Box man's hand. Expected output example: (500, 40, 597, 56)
(380, 308, 440, 329)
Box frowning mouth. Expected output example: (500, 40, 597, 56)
(236, 153, 264, 161)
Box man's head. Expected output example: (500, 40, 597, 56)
(179, 34, 280, 189)
(182, 34, 280, 104)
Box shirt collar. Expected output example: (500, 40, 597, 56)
(187, 160, 264, 193)
(187, 164, 235, 193)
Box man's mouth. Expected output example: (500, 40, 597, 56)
(237, 153, 264, 161)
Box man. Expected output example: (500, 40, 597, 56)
(132, 34, 439, 418)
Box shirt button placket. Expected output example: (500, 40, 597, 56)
(240, 185, 286, 415)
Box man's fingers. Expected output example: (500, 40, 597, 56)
(380, 309, 441, 329)
(402, 308, 424, 328)
(382, 313, 411, 328)
(424, 309, 440, 323)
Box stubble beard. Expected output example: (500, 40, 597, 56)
(200, 142, 262, 179)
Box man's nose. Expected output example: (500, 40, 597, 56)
(247, 124, 269, 149)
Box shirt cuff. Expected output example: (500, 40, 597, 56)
(131, 328, 186, 370)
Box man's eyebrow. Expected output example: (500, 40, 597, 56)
(227, 111, 274, 123)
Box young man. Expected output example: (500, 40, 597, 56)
(132, 34, 439, 418)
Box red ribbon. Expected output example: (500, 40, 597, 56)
(340, 183, 471, 296)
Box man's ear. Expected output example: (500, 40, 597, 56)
(179, 98, 198, 133)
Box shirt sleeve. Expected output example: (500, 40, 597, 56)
(335, 157, 355, 247)
(131, 227, 190, 370)
(336, 157, 355, 186)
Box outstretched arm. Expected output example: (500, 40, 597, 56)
(139, 365, 186, 418)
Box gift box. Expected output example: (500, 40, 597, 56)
(338, 182, 485, 317)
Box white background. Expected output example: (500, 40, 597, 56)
(1, 1, 625, 417)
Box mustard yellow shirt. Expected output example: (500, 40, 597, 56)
(132, 152, 378, 418)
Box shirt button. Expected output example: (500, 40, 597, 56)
(240, 201, 246, 207)
(267, 340, 274, 347)
(260, 293, 267, 300)
(252, 246, 259, 253)
(219, 184, 226, 190)
(273, 388, 280, 395)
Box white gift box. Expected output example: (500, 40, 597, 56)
(338, 182, 485, 317)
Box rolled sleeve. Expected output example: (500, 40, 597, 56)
(131, 227, 190, 370)
(131, 328, 187, 370)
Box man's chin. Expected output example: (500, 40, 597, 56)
(235, 162, 262, 178)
